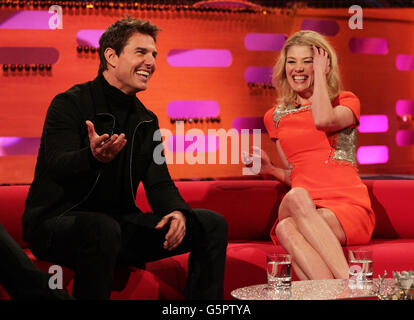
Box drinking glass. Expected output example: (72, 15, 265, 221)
(348, 249, 373, 289)
(266, 253, 292, 291)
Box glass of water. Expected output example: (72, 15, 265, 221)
(266, 253, 292, 291)
(348, 249, 373, 289)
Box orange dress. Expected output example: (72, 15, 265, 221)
(264, 91, 375, 246)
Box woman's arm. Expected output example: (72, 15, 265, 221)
(311, 45, 355, 132)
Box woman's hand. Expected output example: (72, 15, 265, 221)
(243, 146, 274, 176)
(312, 45, 330, 76)
(243, 145, 292, 185)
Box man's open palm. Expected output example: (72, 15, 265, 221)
(86, 120, 127, 163)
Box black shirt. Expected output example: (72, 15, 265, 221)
(76, 74, 138, 215)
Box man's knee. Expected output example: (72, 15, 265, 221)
(192, 209, 228, 241)
(76, 213, 121, 254)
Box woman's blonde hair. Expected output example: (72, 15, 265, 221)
(272, 30, 342, 106)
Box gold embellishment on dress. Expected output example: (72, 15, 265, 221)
(273, 104, 311, 127)
(331, 127, 357, 165)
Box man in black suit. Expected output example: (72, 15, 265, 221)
(22, 17, 228, 300)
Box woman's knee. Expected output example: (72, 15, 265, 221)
(279, 187, 314, 220)
(275, 217, 298, 246)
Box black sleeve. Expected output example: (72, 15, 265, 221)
(142, 118, 193, 218)
(43, 95, 102, 181)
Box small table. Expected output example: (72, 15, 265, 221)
(231, 278, 396, 300)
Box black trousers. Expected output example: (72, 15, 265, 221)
(0, 224, 74, 300)
(30, 209, 228, 300)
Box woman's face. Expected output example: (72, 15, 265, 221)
(285, 45, 314, 97)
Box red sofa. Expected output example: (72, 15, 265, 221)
(1, 179, 414, 300)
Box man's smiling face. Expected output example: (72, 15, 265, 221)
(110, 32, 157, 95)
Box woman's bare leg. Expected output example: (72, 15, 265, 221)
(276, 187, 349, 279)
(292, 261, 309, 280)
(276, 217, 333, 279)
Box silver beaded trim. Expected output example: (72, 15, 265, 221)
(273, 104, 358, 169)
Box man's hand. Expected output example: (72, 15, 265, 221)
(155, 211, 186, 251)
(86, 120, 127, 163)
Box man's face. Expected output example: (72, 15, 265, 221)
(111, 32, 157, 95)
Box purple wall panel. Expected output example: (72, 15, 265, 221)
(396, 130, 414, 146)
(301, 19, 339, 36)
(396, 100, 414, 116)
(349, 37, 388, 54)
(167, 100, 220, 118)
(356, 146, 389, 164)
(0, 47, 59, 64)
(0, 137, 40, 156)
(244, 33, 286, 51)
(244, 66, 273, 84)
(76, 30, 105, 48)
(358, 115, 388, 133)
(232, 117, 266, 133)
(167, 49, 232, 67)
(396, 54, 414, 71)
(0, 11, 52, 29)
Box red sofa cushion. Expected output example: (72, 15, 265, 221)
(2, 180, 414, 247)
(365, 180, 414, 238)
(136, 180, 287, 241)
(0, 185, 28, 248)
(1, 180, 414, 300)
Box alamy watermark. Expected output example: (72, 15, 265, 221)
(348, 5, 363, 30)
(153, 122, 262, 175)
(48, 5, 63, 30)
(48, 265, 63, 290)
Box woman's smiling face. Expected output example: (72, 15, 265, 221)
(285, 45, 314, 97)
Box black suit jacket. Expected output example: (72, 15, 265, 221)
(22, 75, 193, 249)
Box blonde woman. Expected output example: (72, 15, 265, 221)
(248, 30, 375, 280)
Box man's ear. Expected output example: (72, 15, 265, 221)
(104, 47, 118, 69)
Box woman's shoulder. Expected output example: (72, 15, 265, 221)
(264, 105, 277, 120)
(332, 91, 360, 106)
(339, 90, 358, 99)
(272, 103, 300, 126)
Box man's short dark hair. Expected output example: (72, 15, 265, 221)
(98, 17, 161, 74)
